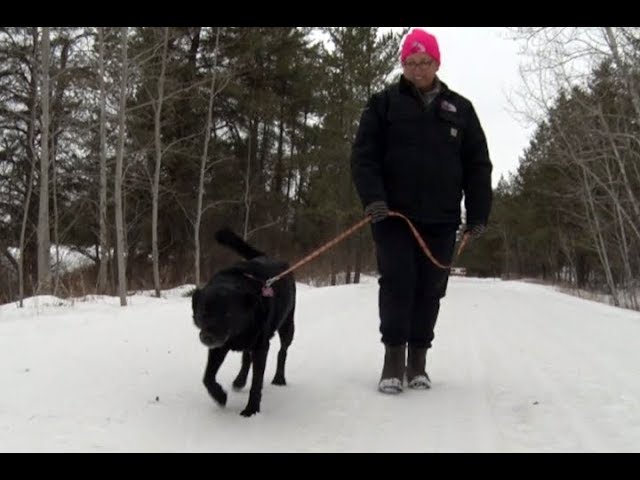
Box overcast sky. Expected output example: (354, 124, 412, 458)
(384, 27, 534, 187)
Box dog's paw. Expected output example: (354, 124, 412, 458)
(232, 377, 247, 390)
(271, 375, 286, 386)
(240, 405, 260, 417)
(206, 383, 227, 407)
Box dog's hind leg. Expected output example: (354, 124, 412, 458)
(232, 351, 251, 390)
(203, 347, 230, 407)
(241, 344, 269, 417)
(272, 309, 295, 386)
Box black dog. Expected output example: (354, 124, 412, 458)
(191, 228, 296, 417)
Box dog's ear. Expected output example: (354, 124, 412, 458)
(191, 288, 202, 313)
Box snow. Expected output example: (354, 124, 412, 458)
(1, 276, 639, 452)
(7, 245, 95, 273)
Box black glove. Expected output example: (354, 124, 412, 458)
(464, 223, 486, 239)
(364, 201, 389, 224)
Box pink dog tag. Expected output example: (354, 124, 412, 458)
(262, 286, 274, 297)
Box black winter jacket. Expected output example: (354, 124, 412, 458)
(351, 75, 493, 226)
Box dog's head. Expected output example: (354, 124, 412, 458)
(191, 281, 259, 349)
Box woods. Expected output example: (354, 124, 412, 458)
(460, 27, 640, 309)
(0, 27, 404, 304)
(1, 27, 638, 311)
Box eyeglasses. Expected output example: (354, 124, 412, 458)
(403, 59, 435, 69)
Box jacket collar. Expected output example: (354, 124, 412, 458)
(398, 74, 449, 96)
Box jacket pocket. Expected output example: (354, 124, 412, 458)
(437, 109, 463, 150)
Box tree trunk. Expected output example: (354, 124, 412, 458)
(97, 27, 109, 294)
(274, 102, 285, 194)
(195, 27, 220, 286)
(243, 119, 254, 240)
(37, 26, 52, 294)
(152, 27, 169, 298)
(18, 28, 40, 307)
(52, 129, 60, 295)
(17, 153, 35, 306)
(353, 231, 363, 284)
(114, 27, 129, 306)
(581, 166, 619, 306)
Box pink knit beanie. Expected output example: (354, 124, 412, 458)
(401, 28, 440, 65)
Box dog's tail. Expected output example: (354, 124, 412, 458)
(215, 228, 265, 260)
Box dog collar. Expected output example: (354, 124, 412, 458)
(243, 273, 274, 297)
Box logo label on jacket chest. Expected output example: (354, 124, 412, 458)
(441, 100, 457, 113)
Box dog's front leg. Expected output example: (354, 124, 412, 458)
(240, 343, 269, 417)
(203, 346, 229, 407)
(232, 351, 251, 390)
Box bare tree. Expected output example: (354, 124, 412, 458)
(114, 27, 128, 306)
(51, 118, 60, 295)
(580, 164, 619, 305)
(195, 27, 220, 286)
(151, 27, 169, 298)
(509, 27, 640, 306)
(37, 26, 51, 294)
(18, 160, 37, 307)
(243, 123, 253, 240)
(97, 27, 109, 294)
(16, 28, 40, 307)
(604, 28, 640, 122)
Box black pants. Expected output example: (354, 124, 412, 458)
(371, 217, 457, 349)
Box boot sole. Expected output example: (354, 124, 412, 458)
(379, 377, 403, 394)
(408, 375, 431, 389)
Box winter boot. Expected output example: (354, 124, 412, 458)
(407, 346, 431, 389)
(378, 344, 406, 394)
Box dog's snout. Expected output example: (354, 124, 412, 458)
(199, 329, 227, 348)
(199, 330, 214, 345)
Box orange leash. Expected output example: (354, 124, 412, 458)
(264, 211, 470, 288)
(388, 211, 470, 269)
